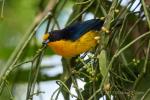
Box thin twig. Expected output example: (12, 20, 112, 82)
(141, 88, 150, 100)
(0, 0, 58, 94)
(89, 31, 150, 100)
(133, 40, 150, 89)
(141, 0, 150, 28)
(66, 0, 94, 26)
(0, 0, 5, 18)
(26, 45, 46, 100)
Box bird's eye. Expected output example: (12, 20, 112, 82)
(43, 33, 49, 41)
(49, 33, 53, 37)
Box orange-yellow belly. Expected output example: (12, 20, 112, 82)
(47, 31, 99, 58)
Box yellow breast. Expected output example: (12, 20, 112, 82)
(47, 31, 99, 58)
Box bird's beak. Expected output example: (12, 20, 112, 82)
(42, 39, 50, 45)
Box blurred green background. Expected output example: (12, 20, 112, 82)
(0, 0, 150, 100)
(0, 0, 38, 61)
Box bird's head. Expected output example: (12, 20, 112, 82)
(43, 33, 53, 44)
(42, 30, 64, 44)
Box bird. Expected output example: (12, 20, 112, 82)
(43, 19, 104, 58)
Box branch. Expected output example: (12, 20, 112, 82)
(0, 0, 58, 93)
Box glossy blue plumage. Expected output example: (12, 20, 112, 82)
(49, 19, 104, 41)
(63, 19, 104, 40)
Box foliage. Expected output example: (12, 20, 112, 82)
(0, 0, 150, 100)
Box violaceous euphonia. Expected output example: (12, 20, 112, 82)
(43, 19, 104, 58)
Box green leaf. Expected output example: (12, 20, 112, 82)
(133, 74, 150, 100)
(99, 50, 107, 77)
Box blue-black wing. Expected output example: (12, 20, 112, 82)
(63, 19, 104, 40)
